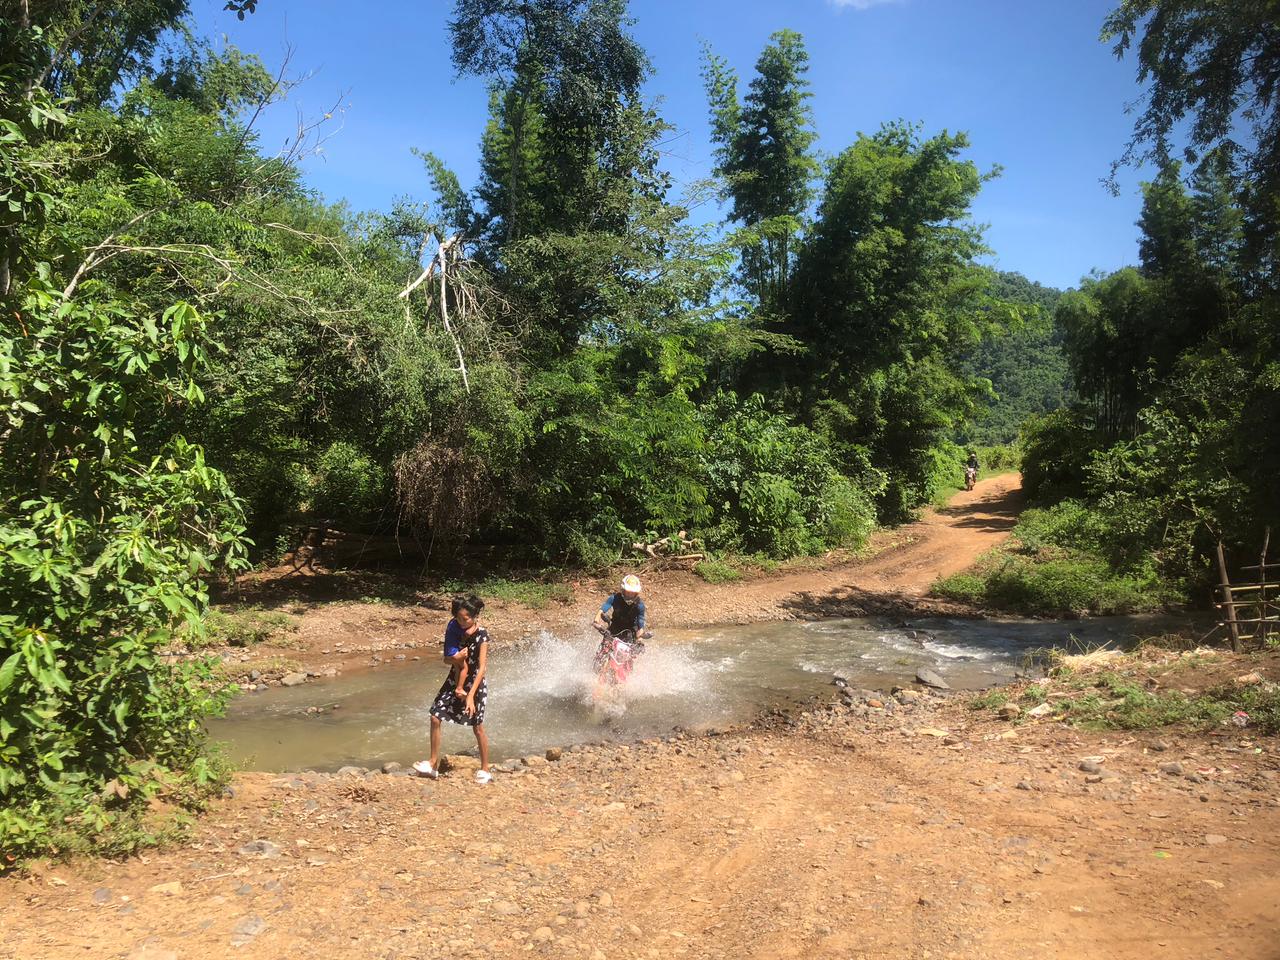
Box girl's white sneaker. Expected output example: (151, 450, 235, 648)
(474, 769, 493, 785)
(412, 760, 439, 779)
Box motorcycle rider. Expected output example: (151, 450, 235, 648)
(593, 574, 647, 666)
(965, 450, 979, 489)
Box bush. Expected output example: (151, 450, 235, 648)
(978, 443, 1021, 473)
(1019, 408, 1102, 504)
(1, 287, 247, 864)
(311, 441, 387, 526)
(934, 500, 1178, 615)
(693, 559, 744, 584)
(699, 392, 879, 558)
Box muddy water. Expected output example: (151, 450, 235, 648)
(208, 614, 1181, 772)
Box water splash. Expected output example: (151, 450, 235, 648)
(500, 631, 722, 717)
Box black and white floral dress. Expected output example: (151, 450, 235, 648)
(429, 627, 488, 727)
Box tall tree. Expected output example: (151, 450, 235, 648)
(703, 29, 819, 309)
(1103, 0, 1280, 278)
(449, 0, 649, 246)
(784, 123, 1002, 518)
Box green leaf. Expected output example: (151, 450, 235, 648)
(0, 652, 20, 691)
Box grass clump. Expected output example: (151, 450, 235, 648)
(932, 500, 1179, 616)
(694, 558, 744, 584)
(968, 689, 1010, 711)
(1049, 668, 1280, 734)
(439, 576, 573, 609)
(190, 607, 299, 649)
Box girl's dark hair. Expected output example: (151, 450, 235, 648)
(451, 594, 484, 618)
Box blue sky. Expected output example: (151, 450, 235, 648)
(190, 0, 1152, 290)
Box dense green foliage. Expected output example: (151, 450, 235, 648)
(982, 1, 1280, 617)
(935, 501, 1176, 615)
(956, 272, 1069, 447)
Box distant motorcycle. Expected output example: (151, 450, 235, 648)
(964, 465, 977, 491)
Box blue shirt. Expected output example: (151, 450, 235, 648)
(444, 619, 467, 657)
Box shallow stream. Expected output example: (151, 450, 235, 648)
(208, 613, 1185, 772)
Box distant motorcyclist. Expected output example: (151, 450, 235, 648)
(964, 451, 979, 490)
(593, 574, 647, 666)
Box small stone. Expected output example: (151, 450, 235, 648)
(867, 699, 884, 709)
(997, 704, 1021, 720)
(148, 881, 184, 896)
(92, 888, 112, 905)
(897, 689, 922, 704)
(231, 916, 266, 944)
(1016, 780, 1034, 791)
(280, 672, 308, 687)
(1026, 702, 1054, 718)
(574, 901, 592, 918)
(1234, 671, 1265, 686)
(235, 884, 253, 896)
(546, 747, 563, 762)
(1159, 761, 1184, 776)
(1078, 760, 1103, 774)
(1205, 834, 1228, 845)
(381, 761, 402, 774)
(237, 840, 282, 859)
(532, 927, 554, 943)
(596, 890, 613, 908)
(915, 668, 951, 690)
(248, 669, 261, 682)
(336, 765, 365, 777)
(1149, 739, 1171, 752)
(494, 900, 521, 916)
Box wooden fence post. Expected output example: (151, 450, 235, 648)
(1216, 541, 1242, 653)
(1260, 527, 1272, 644)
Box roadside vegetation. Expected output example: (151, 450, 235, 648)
(935, 501, 1180, 615)
(970, 644, 1280, 736)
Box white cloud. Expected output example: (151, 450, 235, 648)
(828, 0, 906, 10)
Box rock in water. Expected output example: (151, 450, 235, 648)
(280, 672, 308, 687)
(545, 747, 563, 761)
(915, 668, 950, 690)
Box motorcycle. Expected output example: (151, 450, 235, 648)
(592, 626, 650, 702)
(964, 465, 977, 491)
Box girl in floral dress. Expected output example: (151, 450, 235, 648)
(413, 594, 491, 784)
